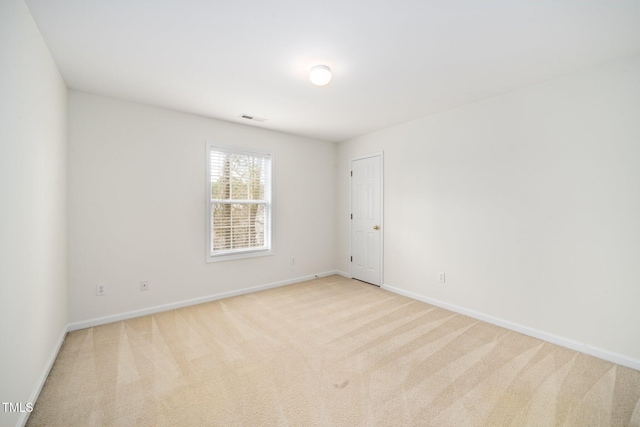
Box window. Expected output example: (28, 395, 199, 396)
(206, 144, 272, 262)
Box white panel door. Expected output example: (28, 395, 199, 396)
(351, 154, 382, 286)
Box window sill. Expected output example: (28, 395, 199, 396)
(206, 249, 274, 263)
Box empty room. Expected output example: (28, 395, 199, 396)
(2, 0, 640, 426)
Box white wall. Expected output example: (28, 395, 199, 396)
(0, 0, 68, 426)
(68, 91, 337, 324)
(337, 56, 640, 363)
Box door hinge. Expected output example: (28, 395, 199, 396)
(350, 170, 353, 177)
(350, 213, 353, 219)
(350, 256, 353, 262)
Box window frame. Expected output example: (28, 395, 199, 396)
(205, 143, 274, 263)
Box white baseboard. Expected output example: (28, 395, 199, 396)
(17, 326, 67, 427)
(68, 270, 341, 331)
(336, 270, 351, 278)
(382, 283, 640, 372)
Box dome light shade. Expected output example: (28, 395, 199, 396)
(309, 65, 332, 86)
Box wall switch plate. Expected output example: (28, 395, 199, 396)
(140, 280, 149, 291)
(438, 272, 446, 283)
(96, 283, 106, 296)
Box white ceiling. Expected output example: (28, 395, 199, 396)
(25, 0, 640, 142)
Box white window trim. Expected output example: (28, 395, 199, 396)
(205, 142, 274, 263)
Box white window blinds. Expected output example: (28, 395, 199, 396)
(207, 145, 272, 260)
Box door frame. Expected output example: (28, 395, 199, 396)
(349, 151, 384, 286)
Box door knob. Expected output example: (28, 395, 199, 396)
(373, 225, 380, 230)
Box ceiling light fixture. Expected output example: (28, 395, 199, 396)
(309, 65, 332, 86)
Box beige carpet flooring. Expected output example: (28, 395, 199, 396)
(27, 275, 640, 426)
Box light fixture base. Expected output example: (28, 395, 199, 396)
(309, 64, 332, 86)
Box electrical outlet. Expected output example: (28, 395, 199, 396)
(140, 280, 149, 291)
(290, 256, 296, 265)
(438, 272, 446, 283)
(96, 283, 106, 296)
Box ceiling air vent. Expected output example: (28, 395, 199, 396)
(240, 114, 267, 122)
